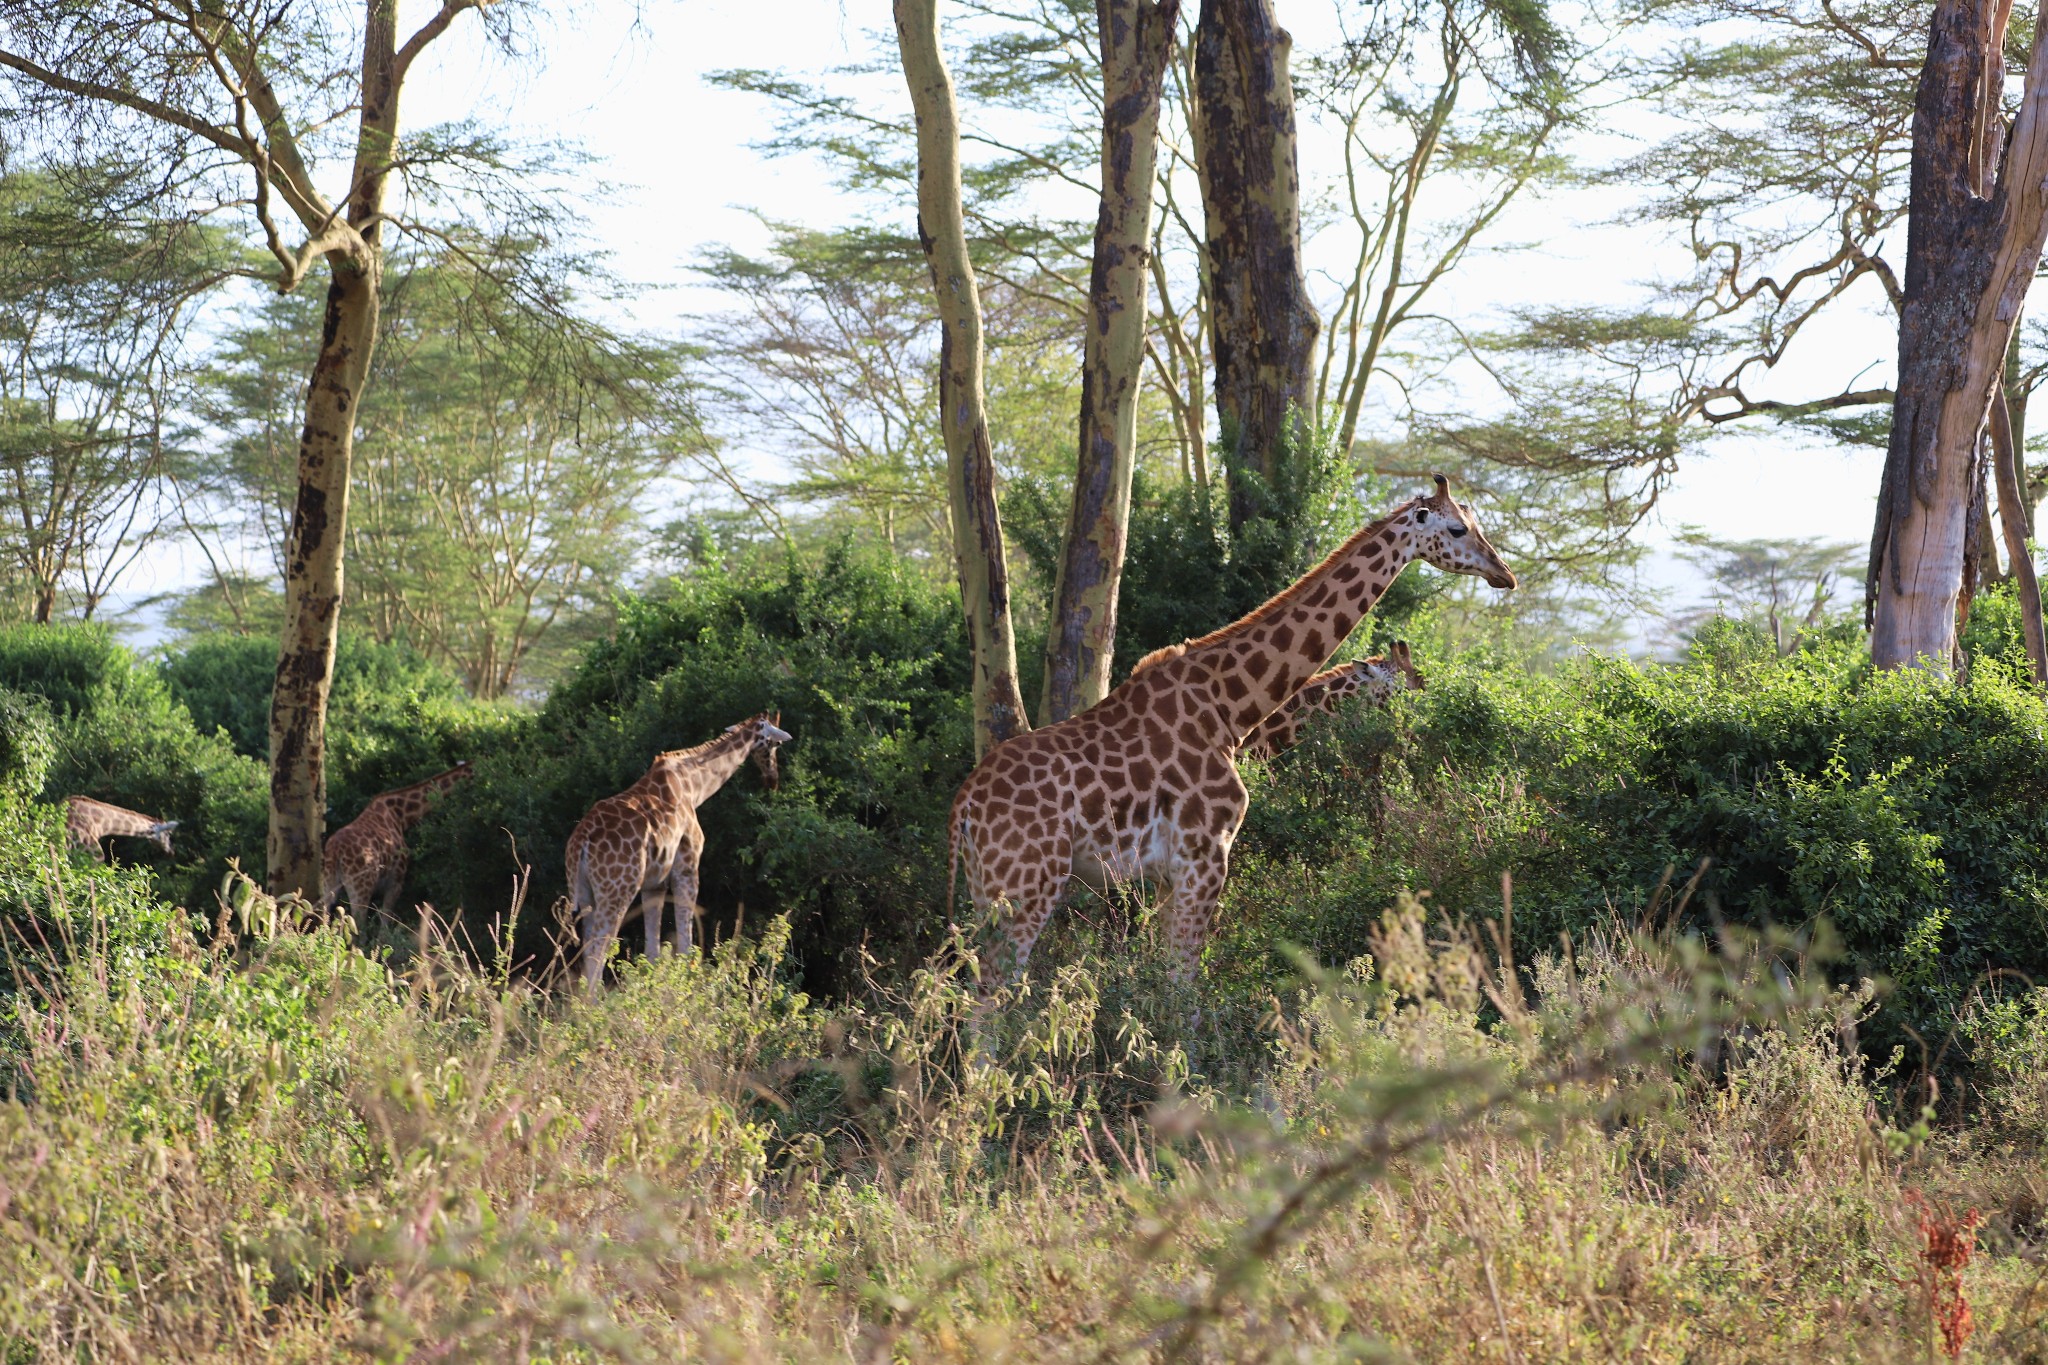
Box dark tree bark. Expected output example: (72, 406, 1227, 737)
(894, 0, 1030, 756)
(1869, 0, 2048, 672)
(1040, 0, 1179, 725)
(1192, 0, 1320, 533)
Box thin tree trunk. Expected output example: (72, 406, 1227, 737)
(1869, 0, 2048, 671)
(1041, 0, 1178, 725)
(268, 0, 400, 896)
(1992, 382, 2048, 679)
(1191, 0, 1319, 532)
(894, 0, 1030, 756)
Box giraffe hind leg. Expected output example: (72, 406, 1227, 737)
(640, 884, 667, 960)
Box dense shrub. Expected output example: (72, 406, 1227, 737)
(413, 544, 974, 996)
(0, 623, 265, 903)
(1213, 622, 2048, 1055)
(160, 630, 516, 819)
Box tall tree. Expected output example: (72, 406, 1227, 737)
(0, 162, 222, 622)
(1040, 0, 1179, 724)
(1191, 0, 1319, 532)
(1868, 0, 2048, 670)
(1, 0, 525, 895)
(895, 0, 1032, 755)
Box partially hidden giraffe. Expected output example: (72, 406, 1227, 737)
(1239, 640, 1426, 762)
(565, 712, 790, 993)
(948, 475, 1515, 988)
(64, 796, 178, 863)
(321, 762, 474, 915)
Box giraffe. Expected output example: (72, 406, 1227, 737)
(1239, 640, 1426, 762)
(565, 712, 790, 993)
(947, 475, 1514, 988)
(64, 796, 178, 863)
(320, 762, 474, 916)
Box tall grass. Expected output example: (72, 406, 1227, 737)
(3, 853, 2044, 1361)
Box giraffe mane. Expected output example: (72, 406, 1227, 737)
(1129, 642, 1189, 677)
(1171, 500, 1419, 658)
(369, 762, 472, 801)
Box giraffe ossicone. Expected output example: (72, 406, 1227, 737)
(64, 796, 179, 863)
(566, 711, 790, 994)
(948, 475, 1514, 990)
(321, 762, 475, 916)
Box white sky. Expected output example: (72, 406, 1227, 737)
(123, 0, 1899, 636)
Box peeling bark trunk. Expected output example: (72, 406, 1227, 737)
(267, 0, 399, 896)
(1192, 0, 1319, 533)
(1869, 0, 2048, 672)
(1041, 0, 1179, 725)
(894, 0, 1029, 756)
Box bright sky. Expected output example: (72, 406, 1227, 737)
(130, 0, 1899, 636)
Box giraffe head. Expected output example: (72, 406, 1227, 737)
(1403, 475, 1516, 590)
(747, 711, 791, 790)
(145, 819, 179, 855)
(1358, 640, 1427, 704)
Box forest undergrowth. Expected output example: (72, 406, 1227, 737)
(3, 833, 2046, 1362)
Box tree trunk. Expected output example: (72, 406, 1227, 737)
(1869, 0, 2048, 671)
(1191, 0, 1319, 532)
(1040, 0, 1179, 725)
(267, 0, 400, 897)
(894, 0, 1030, 756)
(1992, 382, 2048, 679)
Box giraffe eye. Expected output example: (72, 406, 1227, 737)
(1450, 526, 1468, 539)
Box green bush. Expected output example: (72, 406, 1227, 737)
(1210, 627, 2048, 1055)
(0, 623, 265, 905)
(413, 544, 974, 997)
(160, 630, 515, 820)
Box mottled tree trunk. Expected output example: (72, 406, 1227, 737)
(1040, 0, 1179, 725)
(894, 0, 1029, 756)
(1869, 0, 2048, 672)
(268, 0, 399, 896)
(1191, 0, 1319, 532)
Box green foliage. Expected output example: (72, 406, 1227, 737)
(0, 688, 53, 798)
(0, 623, 263, 904)
(413, 544, 974, 997)
(1216, 634, 2048, 1057)
(158, 629, 517, 821)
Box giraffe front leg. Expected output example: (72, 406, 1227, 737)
(1160, 846, 1232, 987)
(668, 859, 699, 956)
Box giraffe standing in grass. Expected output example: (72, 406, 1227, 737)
(321, 763, 473, 916)
(64, 796, 178, 863)
(948, 476, 1515, 987)
(566, 713, 790, 993)
(1238, 640, 1426, 761)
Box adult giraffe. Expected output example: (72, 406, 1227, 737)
(949, 475, 1514, 987)
(1239, 640, 1425, 762)
(566, 713, 790, 994)
(321, 763, 474, 917)
(64, 796, 178, 863)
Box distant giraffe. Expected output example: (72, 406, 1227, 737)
(1239, 640, 1425, 761)
(321, 763, 473, 916)
(64, 796, 178, 863)
(565, 713, 790, 993)
(949, 476, 1515, 988)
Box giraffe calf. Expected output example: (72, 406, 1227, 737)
(1239, 640, 1426, 762)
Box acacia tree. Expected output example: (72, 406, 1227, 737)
(1040, 0, 1179, 724)
(0, 0, 523, 894)
(1865, 0, 2048, 669)
(0, 163, 222, 622)
(895, 0, 1032, 754)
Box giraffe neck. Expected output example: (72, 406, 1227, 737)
(76, 798, 160, 838)
(1186, 511, 1418, 737)
(372, 766, 470, 832)
(662, 728, 757, 809)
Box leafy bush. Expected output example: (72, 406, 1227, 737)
(0, 623, 265, 903)
(160, 630, 516, 820)
(413, 544, 974, 996)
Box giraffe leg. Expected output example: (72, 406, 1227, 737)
(640, 884, 667, 960)
(668, 859, 699, 956)
(581, 890, 628, 996)
(1160, 845, 1232, 986)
